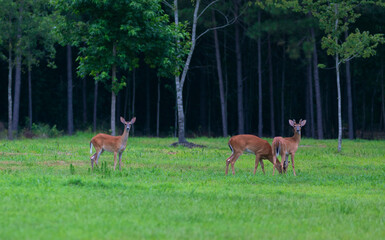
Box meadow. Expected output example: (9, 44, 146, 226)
(0, 133, 384, 239)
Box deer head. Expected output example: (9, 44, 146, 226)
(120, 117, 136, 131)
(289, 119, 306, 135)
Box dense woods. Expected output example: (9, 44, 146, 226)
(1, 0, 385, 144)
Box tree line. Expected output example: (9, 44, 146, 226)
(1, 0, 385, 149)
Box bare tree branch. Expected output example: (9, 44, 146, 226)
(180, 0, 200, 89)
(343, 53, 360, 63)
(196, 17, 236, 41)
(197, 0, 220, 20)
(162, 0, 172, 9)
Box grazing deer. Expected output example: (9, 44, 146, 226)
(225, 134, 283, 175)
(89, 117, 136, 170)
(272, 119, 306, 176)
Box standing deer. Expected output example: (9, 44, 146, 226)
(272, 119, 306, 176)
(89, 116, 136, 170)
(225, 134, 283, 175)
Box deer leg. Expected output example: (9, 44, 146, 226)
(118, 152, 123, 171)
(113, 152, 117, 171)
(284, 155, 289, 173)
(291, 153, 296, 176)
(90, 152, 98, 169)
(254, 154, 261, 175)
(95, 150, 103, 166)
(272, 153, 277, 175)
(90, 149, 102, 170)
(231, 152, 241, 175)
(225, 153, 234, 175)
(281, 153, 285, 174)
(260, 159, 265, 175)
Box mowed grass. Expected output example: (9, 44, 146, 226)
(0, 133, 385, 240)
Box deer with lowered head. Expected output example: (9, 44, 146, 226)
(89, 117, 136, 170)
(272, 119, 306, 176)
(225, 134, 283, 175)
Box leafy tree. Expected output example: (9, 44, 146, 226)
(66, 0, 186, 135)
(169, 0, 234, 144)
(55, 0, 85, 135)
(0, 0, 56, 137)
(21, 0, 57, 130)
(0, 0, 17, 140)
(300, 0, 384, 151)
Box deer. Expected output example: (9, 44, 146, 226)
(272, 119, 306, 176)
(225, 134, 283, 175)
(89, 116, 136, 170)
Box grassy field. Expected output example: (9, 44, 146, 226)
(0, 133, 384, 239)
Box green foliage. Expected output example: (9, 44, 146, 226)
(296, 0, 384, 63)
(30, 123, 63, 138)
(0, 0, 58, 68)
(0, 135, 385, 239)
(338, 29, 383, 61)
(0, 0, 17, 59)
(93, 161, 112, 178)
(69, 163, 75, 175)
(246, 1, 316, 60)
(57, 0, 189, 95)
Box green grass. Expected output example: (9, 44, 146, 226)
(0, 133, 385, 239)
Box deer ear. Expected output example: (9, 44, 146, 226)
(289, 119, 295, 127)
(120, 117, 126, 124)
(300, 119, 307, 127)
(129, 117, 136, 124)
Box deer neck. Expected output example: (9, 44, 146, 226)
(292, 131, 301, 143)
(120, 127, 130, 146)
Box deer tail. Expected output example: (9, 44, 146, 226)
(90, 142, 93, 154)
(273, 139, 281, 158)
(228, 142, 234, 153)
(227, 139, 234, 162)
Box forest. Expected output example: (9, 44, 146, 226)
(1, 0, 385, 144)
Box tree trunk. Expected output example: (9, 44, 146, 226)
(381, 63, 385, 130)
(173, 0, 200, 143)
(174, 97, 177, 138)
(215, 18, 227, 131)
(8, 42, 13, 140)
(200, 73, 207, 133)
(335, 4, 342, 152)
(311, 27, 324, 139)
(234, 0, 244, 134)
(28, 63, 32, 129)
(345, 30, 354, 139)
(370, 89, 375, 138)
(175, 76, 186, 142)
(93, 80, 98, 132)
(306, 71, 311, 138)
(157, 77, 160, 137)
(124, 75, 129, 118)
(224, 27, 229, 135)
(111, 43, 117, 136)
(146, 71, 150, 135)
(281, 45, 285, 136)
(12, 5, 23, 133)
(67, 45, 74, 135)
(212, 10, 228, 137)
(362, 93, 365, 137)
(12, 53, 22, 132)
(116, 92, 121, 129)
(258, 9, 263, 137)
(132, 68, 136, 135)
(307, 56, 315, 138)
(82, 77, 87, 124)
(268, 34, 275, 137)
